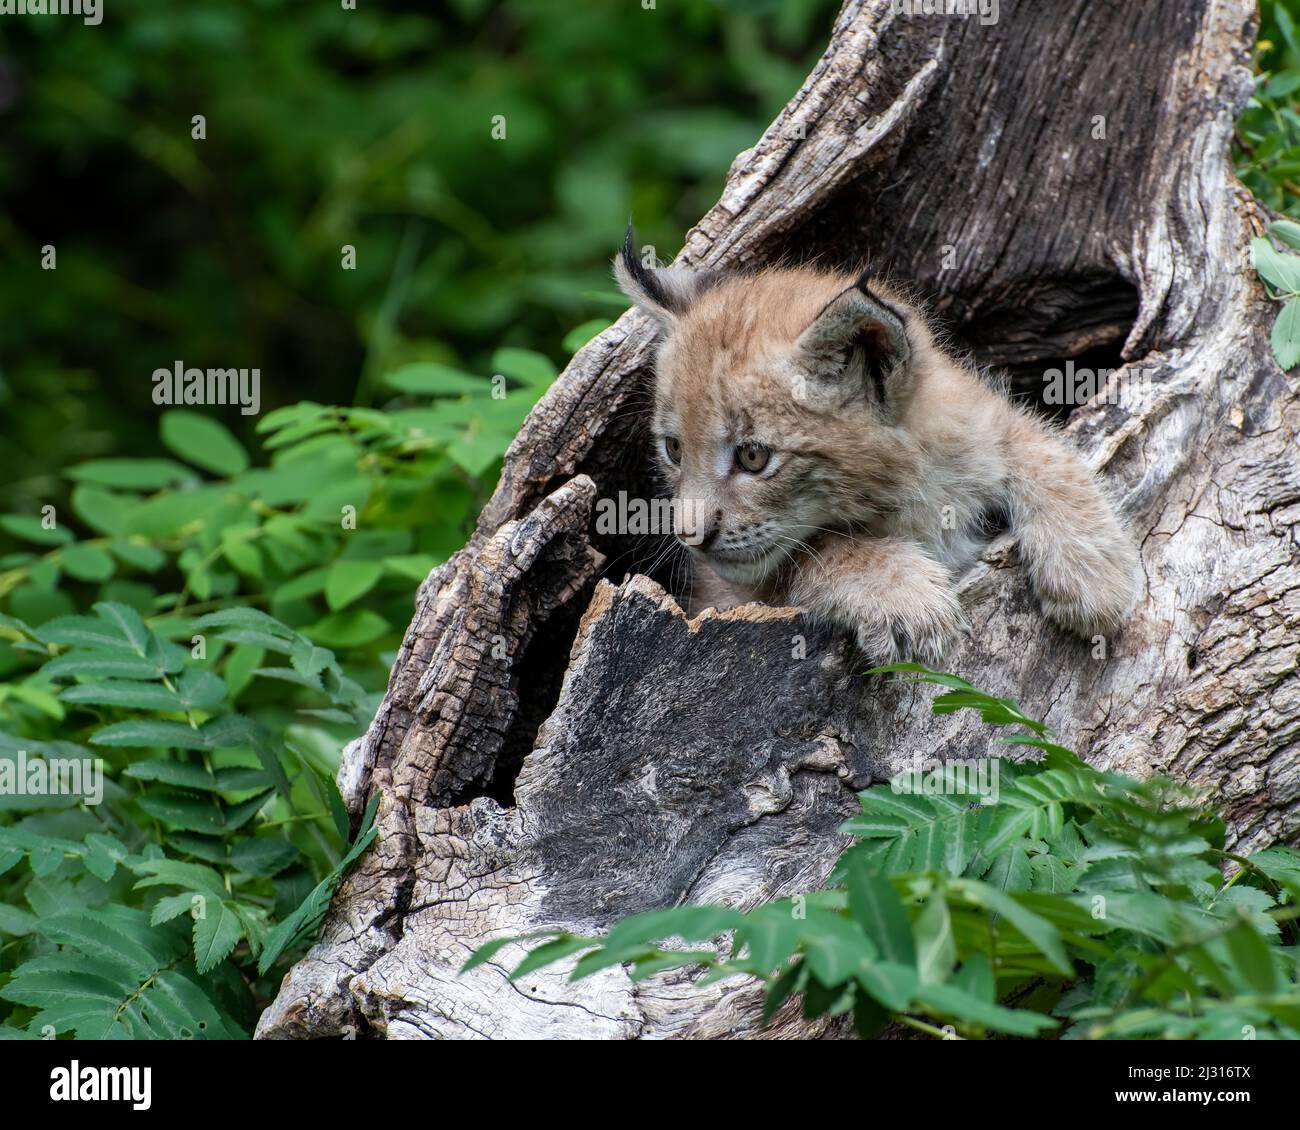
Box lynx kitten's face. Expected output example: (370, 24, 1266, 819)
(618, 249, 923, 586)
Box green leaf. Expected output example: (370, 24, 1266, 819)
(130, 858, 227, 897)
(915, 982, 1057, 1036)
(160, 409, 250, 476)
(855, 960, 919, 1013)
(461, 933, 553, 974)
(38, 910, 168, 981)
(1250, 846, 1300, 898)
(246, 728, 295, 807)
(514, 935, 600, 979)
(125, 759, 221, 790)
(92, 719, 215, 750)
(952, 953, 995, 1003)
(0, 514, 71, 546)
(193, 901, 243, 974)
(257, 794, 379, 974)
(1271, 218, 1300, 251)
(230, 837, 299, 877)
(44, 651, 174, 681)
(446, 429, 508, 477)
(125, 487, 223, 536)
(218, 790, 274, 833)
(1252, 236, 1300, 295)
(846, 861, 916, 965)
(37, 613, 136, 652)
(1277, 6, 1300, 57)
(800, 910, 873, 987)
(71, 485, 135, 536)
(61, 680, 182, 710)
(1224, 919, 1277, 995)
(173, 668, 228, 709)
(759, 958, 807, 1023)
(82, 834, 128, 882)
(66, 458, 195, 490)
(136, 793, 230, 834)
(304, 767, 350, 840)
(383, 554, 438, 582)
(0, 904, 38, 936)
(3, 908, 232, 1039)
(949, 879, 1072, 976)
(194, 606, 297, 640)
(275, 566, 330, 602)
(384, 362, 488, 396)
(563, 905, 741, 978)
(59, 544, 116, 581)
(151, 893, 200, 926)
(562, 319, 612, 353)
(738, 902, 809, 972)
(914, 896, 956, 984)
(325, 560, 384, 610)
(304, 610, 388, 648)
(1271, 297, 1300, 371)
(979, 841, 1034, 892)
(222, 535, 263, 578)
(490, 346, 557, 387)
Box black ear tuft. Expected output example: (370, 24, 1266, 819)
(620, 224, 672, 313)
(854, 274, 908, 327)
(614, 225, 727, 328)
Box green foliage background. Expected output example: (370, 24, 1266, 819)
(1238, 0, 1300, 216)
(0, 0, 836, 503)
(0, 0, 839, 1038)
(0, 0, 1296, 1040)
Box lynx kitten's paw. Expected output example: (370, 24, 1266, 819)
(1032, 537, 1140, 638)
(851, 581, 969, 666)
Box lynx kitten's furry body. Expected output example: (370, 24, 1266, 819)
(615, 236, 1140, 662)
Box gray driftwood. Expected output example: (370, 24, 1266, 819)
(258, 0, 1298, 1039)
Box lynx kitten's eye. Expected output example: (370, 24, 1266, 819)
(735, 442, 771, 473)
(663, 435, 683, 464)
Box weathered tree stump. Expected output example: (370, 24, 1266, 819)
(258, 0, 1298, 1039)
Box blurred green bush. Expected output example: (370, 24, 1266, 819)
(0, 0, 838, 506)
(1238, 0, 1300, 216)
(0, 0, 840, 1038)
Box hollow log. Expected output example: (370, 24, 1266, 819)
(257, 0, 1298, 1040)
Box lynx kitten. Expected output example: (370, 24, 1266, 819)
(615, 233, 1140, 662)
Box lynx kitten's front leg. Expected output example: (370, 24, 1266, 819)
(788, 535, 967, 665)
(1003, 416, 1141, 637)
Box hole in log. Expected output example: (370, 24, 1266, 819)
(952, 275, 1140, 423)
(486, 275, 1139, 802)
(481, 378, 679, 806)
(482, 597, 588, 807)
(1002, 338, 1134, 425)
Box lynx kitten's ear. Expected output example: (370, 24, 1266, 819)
(614, 225, 724, 330)
(795, 279, 913, 420)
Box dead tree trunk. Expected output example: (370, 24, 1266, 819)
(258, 0, 1298, 1039)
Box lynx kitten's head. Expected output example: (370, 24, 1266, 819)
(615, 232, 929, 586)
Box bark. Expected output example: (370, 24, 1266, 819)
(257, 0, 1298, 1040)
